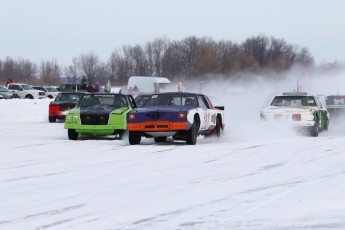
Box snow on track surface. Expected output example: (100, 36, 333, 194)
(1, 98, 345, 230)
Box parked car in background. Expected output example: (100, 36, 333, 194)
(127, 92, 225, 145)
(260, 92, 329, 137)
(48, 92, 85, 122)
(57, 83, 87, 92)
(120, 76, 172, 97)
(64, 93, 137, 140)
(7, 83, 46, 99)
(0, 85, 19, 99)
(326, 95, 345, 120)
(33, 86, 59, 99)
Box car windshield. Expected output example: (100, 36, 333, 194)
(22, 85, 35, 90)
(0, 86, 8, 92)
(55, 93, 84, 102)
(46, 87, 59, 92)
(135, 95, 151, 107)
(326, 96, 345, 105)
(78, 94, 128, 108)
(271, 96, 316, 107)
(144, 94, 198, 107)
(34, 87, 45, 91)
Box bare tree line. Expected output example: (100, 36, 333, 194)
(0, 34, 341, 86)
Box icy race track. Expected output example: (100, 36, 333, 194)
(1, 98, 345, 230)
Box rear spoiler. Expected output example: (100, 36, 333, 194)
(214, 106, 224, 110)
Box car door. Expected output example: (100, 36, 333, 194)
(197, 95, 214, 130)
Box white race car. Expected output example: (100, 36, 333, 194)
(260, 92, 329, 136)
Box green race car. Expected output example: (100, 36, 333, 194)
(64, 93, 137, 140)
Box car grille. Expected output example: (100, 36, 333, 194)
(144, 124, 169, 129)
(146, 112, 165, 121)
(80, 114, 109, 125)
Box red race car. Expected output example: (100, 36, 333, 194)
(48, 92, 84, 122)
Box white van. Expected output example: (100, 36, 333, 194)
(123, 76, 171, 95)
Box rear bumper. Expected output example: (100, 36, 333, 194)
(49, 111, 67, 117)
(65, 123, 126, 135)
(128, 121, 187, 131)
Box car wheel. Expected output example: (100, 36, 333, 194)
(186, 118, 199, 145)
(214, 117, 221, 138)
(310, 120, 319, 137)
(154, 137, 167, 143)
(324, 119, 329, 131)
(68, 129, 78, 140)
(25, 94, 33, 99)
(129, 131, 141, 145)
(49, 116, 56, 123)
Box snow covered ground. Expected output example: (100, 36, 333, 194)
(2, 78, 345, 229)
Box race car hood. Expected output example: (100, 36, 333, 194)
(51, 100, 78, 106)
(131, 106, 192, 114)
(79, 105, 129, 115)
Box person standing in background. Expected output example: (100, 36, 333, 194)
(6, 78, 13, 86)
(95, 82, 100, 92)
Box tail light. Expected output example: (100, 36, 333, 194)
(49, 104, 59, 112)
(178, 112, 186, 119)
(128, 113, 135, 120)
(292, 114, 301, 121)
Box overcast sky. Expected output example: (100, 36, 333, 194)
(1, 0, 344, 66)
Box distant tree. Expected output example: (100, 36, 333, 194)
(79, 51, 101, 84)
(39, 59, 61, 85)
(145, 37, 168, 76)
(217, 40, 240, 75)
(229, 51, 260, 74)
(108, 51, 120, 84)
(64, 57, 79, 84)
(294, 47, 314, 67)
(179, 36, 199, 76)
(94, 61, 108, 85)
(0, 57, 16, 82)
(190, 37, 222, 76)
(12, 58, 37, 83)
(161, 41, 183, 79)
(241, 35, 270, 67)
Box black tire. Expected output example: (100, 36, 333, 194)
(48, 95, 53, 99)
(186, 119, 199, 145)
(214, 117, 221, 138)
(25, 94, 33, 99)
(129, 131, 141, 145)
(49, 116, 56, 123)
(154, 137, 167, 143)
(204, 117, 221, 138)
(324, 119, 329, 131)
(310, 120, 319, 137)
(68, 129, 78, 140)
